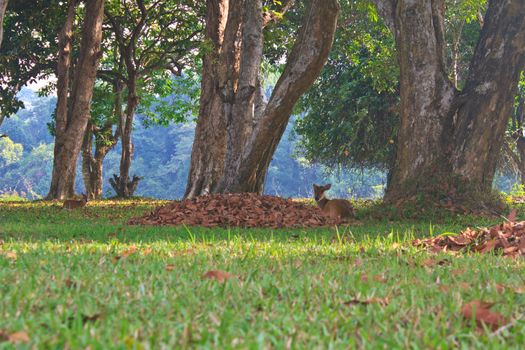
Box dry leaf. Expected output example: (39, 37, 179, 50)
(143, 248, 153, 255)
(166, 264, 176, 271)
(8, 331, 29, 344)
(2, 251, 17, 260)
(360, 273, 368, 282)
(508, 209, 517, 222)
(438, 284, 450, 292)
(513, 285, 525, 294)
(202, 270, 233, 282)
(373, 274, 388, 283)
(495, 284, 505, 294)
(128, 193, 347, 228)
(115, 246, 138, 260)
(461, 301, 507, 331)
(415, 219, 525, 258)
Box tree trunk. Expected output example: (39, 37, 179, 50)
(0, 0, 8, 49)
(112, 74, 139, 198)
(81, 122, 118, 199)
(222, 0, 340, 193)
(47, 0, 104, 200)
(185, 0, 340, 197)
(184, 0, 229, 198)
(371, 0, 525, 204)
(450, 2, 525, 189)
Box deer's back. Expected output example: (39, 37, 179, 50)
(324, 199, 354, 219)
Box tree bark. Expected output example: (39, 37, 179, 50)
(222, 0, 340, 193)
(450, 2, 525, 189)
(47, 0, 104, 200)
(81, 121, 118, 199)
(371, 0, 525, 204)
(185, 0, 340, 197)
(0, 0, 8, 49)
(184, 0, 229, 198)
(112, 73, 139, 198)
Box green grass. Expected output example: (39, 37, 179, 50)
(1, 199, 525, 349)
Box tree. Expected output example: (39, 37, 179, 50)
(47, 0, 105, 200)
(185, 0, 340, 198)
(370, 0, 525, 205)
(295, 0, 399, 173)
(81, 82, 122, 199)
(0, 0, 66, 129)
(104, 0, 203, 198)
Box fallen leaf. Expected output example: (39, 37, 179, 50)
(495, 284, 505, 294)
(438, 284, 450, 292)
(202, 270, 233, 282)
(2, 251, 17, 260)
(461, 301, 507, 331)
(373, 274, 388, 283)
(166, 264, 176, 271)
(8, 331, 30, 344)
(513, 285, 525, 294)
(115, 246, 138, 260)
(143, 248, 153, 255)
(360, 273, 368, 282)
(508, 209, 517, 222)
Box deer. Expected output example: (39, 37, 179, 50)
(63, 194, 89, 209)
(313, 184, 354, 220)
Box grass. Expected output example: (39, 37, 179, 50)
(1, 199, 525, 349)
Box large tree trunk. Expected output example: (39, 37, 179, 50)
(450, 2, 525, 189)
(185, 0, 340, 197)
(47, 0, 104, 200)
(0, 0, 8, 49)
(222, 0, 340, 193)
(371, 0, 525, 204)
(184, 0, 230, 198)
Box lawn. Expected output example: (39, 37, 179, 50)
(1, 199, 525, 349)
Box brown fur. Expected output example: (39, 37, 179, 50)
(63, 194, 88, 209)
(313, 184, 354, 219)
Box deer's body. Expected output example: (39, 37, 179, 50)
(313, 184, 354, 219)
(63, 194, 88, 209)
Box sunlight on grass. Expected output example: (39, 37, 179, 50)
(1, 200, 525, 348)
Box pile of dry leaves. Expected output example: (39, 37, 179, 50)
(413, 212, 525, 258)
(129, 193, 342, 228)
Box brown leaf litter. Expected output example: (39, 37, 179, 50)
(413, 220, 525, 258)
(129, 193, 344, 228)
(461, 301, 507, 331)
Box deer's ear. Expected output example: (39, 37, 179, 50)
(324, 184, 332, 190)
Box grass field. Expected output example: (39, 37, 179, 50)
(1, 199, 525, 349)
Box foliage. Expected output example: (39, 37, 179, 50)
(1, 200, 525, 347)
(0, 136, 22, 167)
(295, 0, 399, 171)
(0, 0, 66, 119)
(137, 72, 201, 127)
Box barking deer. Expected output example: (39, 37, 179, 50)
(313, 184, 354, 220)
